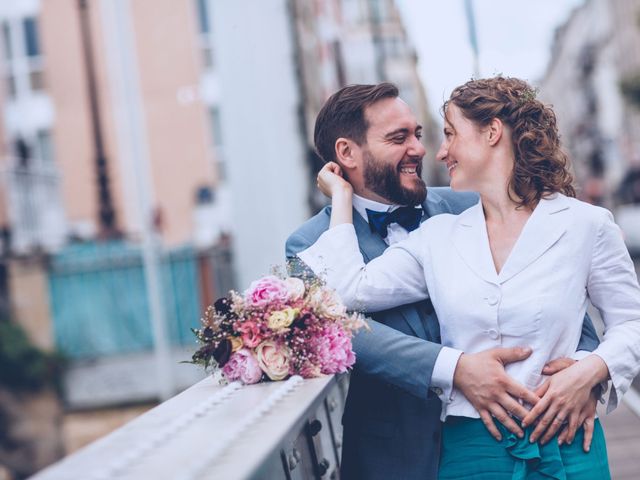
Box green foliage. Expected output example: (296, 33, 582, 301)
(620, 73, 640, 110)
(0, 320, 65, 392)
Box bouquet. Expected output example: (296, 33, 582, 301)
(190, 274, 367, 384)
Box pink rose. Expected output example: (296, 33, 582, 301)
(255, 341, 291, 381)
(245, 275, 289, 308)
(222, 349, 263, 384)
(237, 320, 263, 348)
(315, 323, 355, 374)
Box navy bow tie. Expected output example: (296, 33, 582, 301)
(366, 206, 423, 238)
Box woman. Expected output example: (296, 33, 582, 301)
(298, 77, 640, 479)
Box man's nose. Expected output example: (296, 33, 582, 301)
(408, 136, 426, 157)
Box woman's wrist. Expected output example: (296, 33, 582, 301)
(578, 354, 610, 389)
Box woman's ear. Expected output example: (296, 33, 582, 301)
(335, 137, 358, 169)
(487, 118, 504, 146)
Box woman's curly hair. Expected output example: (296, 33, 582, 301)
(443, 76, 575, 208)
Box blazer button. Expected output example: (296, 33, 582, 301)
(487, 329, 500, 340)
(487, 295, 499, 306)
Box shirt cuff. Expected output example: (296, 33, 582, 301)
(572, 350, 591, 361)
(430, 346, 463, 403)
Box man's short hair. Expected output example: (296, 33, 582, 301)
(314, 83, 399, 164)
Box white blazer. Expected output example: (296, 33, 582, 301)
(298, 193, 640, 419)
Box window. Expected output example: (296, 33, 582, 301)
(196, 0, 210, 34)
(194, 0, 214, 68)
(23, 17, 44, 91)
(36, 129, 54, 165)
(1, 21, 15, 98)
(0, 16, 45, 98)
(23, 17, 40, 57)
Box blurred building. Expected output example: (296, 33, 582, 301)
(540, 0, 640, 207)
(0, 0, 436, 465)
(292, 0, 442, 209)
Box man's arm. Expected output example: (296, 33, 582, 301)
(287, 229, 537, 441)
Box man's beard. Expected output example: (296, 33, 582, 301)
(363, 151, 427, 206)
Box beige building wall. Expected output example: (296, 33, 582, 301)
(37, 0, 216, 247)
(128, 0, 215, 245)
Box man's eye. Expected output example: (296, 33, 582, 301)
(392, 137, 406, 143)
(415, 132, 423, 140)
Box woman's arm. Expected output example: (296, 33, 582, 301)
(524, 209, 640, 444)
(298, 163, 429, 312)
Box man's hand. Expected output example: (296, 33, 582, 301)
(453, 346, 539, 441)
(522, 355, 608, 448)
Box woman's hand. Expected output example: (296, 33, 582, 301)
(522, 355, 608, 447)
(318, 162, 352, 198)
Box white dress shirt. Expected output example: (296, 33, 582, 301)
(299, 194, 640, 419)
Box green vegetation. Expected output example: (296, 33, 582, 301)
(0, 319, 64, 392)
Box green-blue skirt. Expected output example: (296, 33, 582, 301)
(438, 416, 611, 480)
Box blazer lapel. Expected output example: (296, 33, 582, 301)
(497, 194, 569, 284)
(451, 201, 500, 285)
(353, 208, 428, 339)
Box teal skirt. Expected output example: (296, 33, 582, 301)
(438, 416, 611, 480)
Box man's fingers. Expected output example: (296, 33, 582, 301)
(563, 414, 580, 445)
(494, 346, 533, 365)
(490, 404, 524, 438)
(479, 410, 502, 442)
(506, 382, 540, 408)
(542, 357, 576, 375)
(498, 394, 530, 421)
(583, 417, 594, 452)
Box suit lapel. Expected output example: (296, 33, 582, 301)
(497, 194, 569, 284)
(353, 208, 428, 339)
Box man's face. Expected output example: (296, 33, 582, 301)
(357, 97, 427, 205)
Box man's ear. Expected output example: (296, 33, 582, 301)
(335, 137, 359, 169)
(487, 118, 504, 146)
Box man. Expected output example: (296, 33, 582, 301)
(285, 83, 600, 479)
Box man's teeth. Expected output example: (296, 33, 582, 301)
(400, 167, 417, 174)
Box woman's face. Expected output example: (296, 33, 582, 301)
(436, 104, 491, 192)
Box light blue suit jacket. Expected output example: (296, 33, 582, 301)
(286, 187, 599, 480)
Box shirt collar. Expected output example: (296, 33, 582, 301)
(352, 193, 398, 223)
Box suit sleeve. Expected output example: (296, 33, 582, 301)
(286, 229, 446, 400)
(574, 313, 600, 354)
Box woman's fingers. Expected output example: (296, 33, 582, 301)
(522, 384, 550, 428)
(537, 405, 568, 444)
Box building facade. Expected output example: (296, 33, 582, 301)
(540, 0, 640, 207)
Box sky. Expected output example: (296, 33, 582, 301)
(396, 0, 585, 117)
